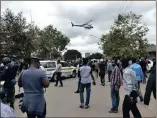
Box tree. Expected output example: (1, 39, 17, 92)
(87, 52, 103, 59)
(101, 12, 149, 58)
(63, 49, 82, 60)
(0, 8, 39, 58)
(37, 25, 70, 59)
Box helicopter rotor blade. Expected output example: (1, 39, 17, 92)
(84, 20, 92, 25)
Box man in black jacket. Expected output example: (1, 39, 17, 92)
(144, 63, 156, 105)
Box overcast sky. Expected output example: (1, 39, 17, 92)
(1, 1, 156, 56)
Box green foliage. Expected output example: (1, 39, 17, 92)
(87, 52, 103, 59)
(101, 12, 149, 58)
(0, 9, 40, 58)
(0, 8, 70, 59)
(38, 25, 70, 59)
(63, 49, 82, 60)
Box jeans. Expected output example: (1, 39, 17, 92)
(80, 83, 91, 105)
(136, 80, 143, 100)
(27, 102, 46, 118)
(123, 95, 142, 118)
(111, 87, 120, 110)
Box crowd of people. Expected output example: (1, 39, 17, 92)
(0, 56, 156, 118)
(75, 57, 156, 118)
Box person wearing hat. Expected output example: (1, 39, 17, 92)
(0, 57, 18, 109)
(18, 57, 50, 118)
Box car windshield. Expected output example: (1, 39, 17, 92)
(40, 62, 56, 68)
(40, 62, 47, 67)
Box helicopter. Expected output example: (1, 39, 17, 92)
(71, 20, 93, 30)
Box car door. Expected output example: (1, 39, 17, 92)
(46, 62, 57, 77)
(61, 62, 71, 77)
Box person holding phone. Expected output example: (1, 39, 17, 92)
(78, 58, 96, 109)
(18, 57, 50, 118)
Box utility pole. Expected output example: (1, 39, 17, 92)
(30, 9, 32, 23)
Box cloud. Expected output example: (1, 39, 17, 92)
(1, 1, 156, 56)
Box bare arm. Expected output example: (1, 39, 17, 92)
(41, 71, 50, 88)
(18, 71, 23, 87)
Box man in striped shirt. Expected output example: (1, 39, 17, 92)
(109, 60, 123, 113)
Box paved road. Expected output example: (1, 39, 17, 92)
(14, 75, 156, 117)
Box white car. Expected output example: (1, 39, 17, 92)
(40, 60, 76, 81)
(146, 59, 153, 72)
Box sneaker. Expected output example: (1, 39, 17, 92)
(79, 104, 84, 108)
(54, 85, 57, 87)
(59, 85, 63, 87)
(109, 108, 117, 113)
(84, 105, 89, 109)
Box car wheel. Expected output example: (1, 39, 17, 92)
(71, 71, 76, 78)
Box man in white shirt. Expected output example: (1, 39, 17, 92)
(78, 58, 96, 109)
(54, 60, 63, 87)
(121, 58, 142, 118)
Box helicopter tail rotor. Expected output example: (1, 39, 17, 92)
(71, 22, 74, 27)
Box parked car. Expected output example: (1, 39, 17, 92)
(40, 60, 76, 82)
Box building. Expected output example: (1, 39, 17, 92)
(147, 45, 156, 59)
(85, 53, 90, 58)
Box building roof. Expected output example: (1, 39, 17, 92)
(147, 45, 156, 52)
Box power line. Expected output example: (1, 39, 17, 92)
(113, 1, 128, 22)
(122, 1, 134, 14)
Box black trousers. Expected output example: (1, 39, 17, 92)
(123, 95, 142, 118)
(55, 72, 63, 86)
(27, 102, 46, 118)
(108, 71, 112, 82)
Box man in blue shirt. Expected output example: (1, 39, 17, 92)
(18, 57, 50, 118)
(130, 58, 144, 102)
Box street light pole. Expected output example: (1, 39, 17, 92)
(90, 35, 102, 49)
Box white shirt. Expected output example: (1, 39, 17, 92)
(76, 64, 80, 74)
(1, 102, 16, 118)
(1, 63, 4, 67)
(80, 65, 92, 84)
(56, 63, 62, 72)
(123, 67, 137, 96)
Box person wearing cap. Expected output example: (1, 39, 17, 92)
(18, 57, 50, 118)
(0, 57, 18, 109)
